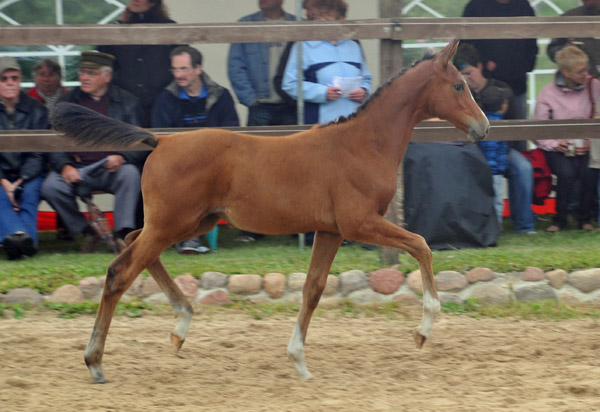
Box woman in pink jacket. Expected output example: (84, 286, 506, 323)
(534, 45, 600, 232)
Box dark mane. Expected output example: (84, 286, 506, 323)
(318, 52, 437, 128)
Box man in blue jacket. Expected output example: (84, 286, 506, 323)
(227, 0, 296, 127)
(152, 45, 239, 254)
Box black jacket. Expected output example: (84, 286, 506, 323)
(97, 12, 179, 126)
(462, 0, 538, 96)
(0, 92, 48, 182)
(51, 85, 146, 171)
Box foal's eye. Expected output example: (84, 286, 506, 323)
(453, 83, 464, 92)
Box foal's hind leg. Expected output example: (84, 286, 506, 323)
(124, 230, 193, 353)
(288, 231, 342, 380)
(84, 229, 169, 383)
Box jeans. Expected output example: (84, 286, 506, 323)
(247, 102, 297, 126)
(505, 149, 535, 232)
(0, 176, 43, 245)
(492, 175, 504, 227)
(544, 151, 596, 228)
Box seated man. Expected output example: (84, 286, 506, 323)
(41, 51, 145, 252)
(152, 45, 239, 254)
(0, 56, 48, 259)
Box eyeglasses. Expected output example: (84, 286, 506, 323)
(169, 66, 192, 74)
(78, 69, 102, 77)
(0, 75, 20, 83)
(568, 66, 589, 76)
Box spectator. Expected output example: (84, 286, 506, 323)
(27, 58, 71, 241)
(98, 0, 178, 127)
(152, 45, 239, 254)
(478, 85, 511, 226)
(281, 0, 372, 125)
(547, 0, 600, 78)
(462, 0, 538, 121)
(41, 51, 144, 252)
(454, 43, 537, 234)
(0, 56, 48, 259)
(227, 0, 297, 127)
(533, 45, 600, 232)
(26, 58, 67, 117)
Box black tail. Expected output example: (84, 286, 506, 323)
(51, 102, 158, 149)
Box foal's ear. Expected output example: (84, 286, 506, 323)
(436, 39, 460, 69)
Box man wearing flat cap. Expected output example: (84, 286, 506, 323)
(0, 56, 48, 260)
(42, 50, 144, 253)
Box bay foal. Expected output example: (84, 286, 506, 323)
(51, 40, 489, 383)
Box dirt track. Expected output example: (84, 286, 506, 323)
(2, 310, 600, 412)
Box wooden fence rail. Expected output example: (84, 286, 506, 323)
(0, 16, 599, 45)
(1, 119, 599, 152)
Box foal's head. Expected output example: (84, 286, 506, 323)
(420, 40, 489, 142)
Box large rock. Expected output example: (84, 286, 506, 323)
(263, 273, 286, 299)
(79, 277, 102, 300)
(369, 268, 403, 295)
(287, 273, 307, 293)
(346, 289, 385, 305)
(3, 288, 43, 305)
(559, 292, 582, 306)
(546, 269, 568, 289)
(144, 293, 169, 306)
(406, 270, 423, 293)
(49, 284, 85, 304)
(339, 270, 368, 296)
(568, 269, 600, 293)
(514, 284, 557, 302)
(465, 267, 495, 283)
(470, 285, 510, 305)
(439, 293, 463, 305)
(522, 266, 545, 282)
(200, 272, 228, 289)
(323, 275, 339, 296)
(228, 274, 262, 295)
(435, 271, 468, 292)
(392, 294, 421, 307)
(174, 274, 199, 301)
(198, 289, 231, 306)
(140, 277, 162, 297)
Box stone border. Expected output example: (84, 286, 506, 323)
(3, 266, 600, 308)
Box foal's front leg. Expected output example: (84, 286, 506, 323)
(288, 231, 342, 380)
(345, 216, 440, 348)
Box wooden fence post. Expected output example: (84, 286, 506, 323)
(379, 0, 404, 265)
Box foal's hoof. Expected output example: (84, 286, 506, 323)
(170, 332, 185, 353)
(88, 366, 107, 384)
(413, 329, 427, 349)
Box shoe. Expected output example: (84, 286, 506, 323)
(525, 231, 537, 235)
(56, 227, 74, 241)
(177, 238, 210, 255)
(545, 225, 561, 233)
(580, 223, 595, 232)
(15, 232, 37, 257)
(234, 235, 257, 243)
(80, 233, 101, 254)
(2, 234, 22, 260)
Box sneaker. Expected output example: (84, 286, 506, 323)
(233, 235, 257, 243)
(525, 231, 537, 235)
(579, 223, 595, 232)
(177, 238, 210, 255)
(15, 232, 37, 257)
(2, 234, 22, 260)
(545, 225, 561, 233)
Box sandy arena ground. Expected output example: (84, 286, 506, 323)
(1, 309, 600, 412)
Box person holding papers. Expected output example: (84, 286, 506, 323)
(281, 0, 371, 124)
